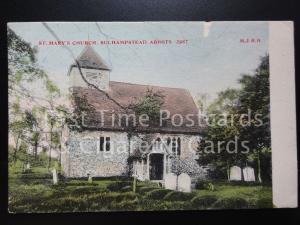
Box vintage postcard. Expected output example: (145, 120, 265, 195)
(8, 21, 297, 212)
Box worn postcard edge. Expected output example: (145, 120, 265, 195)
(270, 21, 298, 208)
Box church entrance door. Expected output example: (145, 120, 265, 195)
(149, 153, 164, 180)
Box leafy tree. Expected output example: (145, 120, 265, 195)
(8, 26, 62, 167)
(197, 55, 271, 182)
(196, 93, 210, 113)
(9, 119, 30, 163)
(132, 88, 165, 126)
(238, 55, 271, 182)
(8, 28, 44, 84)
(197, 88, 241, 180)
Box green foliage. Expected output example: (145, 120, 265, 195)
(9, 119, 29, 136)
(45, 79, 60, 96)
(68, 94, 96, 131)
(163, 191, 196, 201)
(8, 27, 63, 175)
(197, 55, 271, 182)
(195, 180, 215, 191)
(120, 185, 132, 192)
(110, 198, 139, 211)
(66, 186, 104, 196)
(256, 197, 273, 208)
(9, 160, 24, 174)
(9, 166, 272, 212)
(8, 27, 48, 89)
(211, 197, 250, 209)
(137, 186, 159, 194)
(11, 100, 21, 115)
(191, 195, 218, 209)
(145, 189, 173, 200)
(107, 181, 132, 192)
(138, 199, 192, 210)
(132, 88, 165, 125)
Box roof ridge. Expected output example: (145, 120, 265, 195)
(109, 80, 189, 92)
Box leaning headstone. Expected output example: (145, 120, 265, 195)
(26, 162, 31, 170)
(87, 173, 93, 184)
(229, 166, 242, 181)
(243, 167, 255, 182)
(178, 173, 191, 192)
(52, 168, 58, 185)
(165, 173, 177, 190)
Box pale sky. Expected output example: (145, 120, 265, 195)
(8, 22, 268, 102)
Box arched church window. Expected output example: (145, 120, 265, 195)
(106, 137, 110, 151)
(166, 137, 171, 146)
(100, 136, 104, 151)
(155, 137, 162, 150)
(100, 136, 111, 151)
(172, 137, 176, 154)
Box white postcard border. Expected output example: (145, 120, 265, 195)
(270, 21, 298, 208)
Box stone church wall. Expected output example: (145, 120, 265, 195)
(63, 130, 129, 177)
(62, 130, 203, 178)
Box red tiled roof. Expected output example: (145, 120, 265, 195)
(72, 81, 204, 134)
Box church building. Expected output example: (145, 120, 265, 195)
(61, 46, 207, 183)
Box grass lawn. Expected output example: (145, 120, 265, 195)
(8, 165, 273, 213)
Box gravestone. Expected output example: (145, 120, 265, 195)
(229, 166, 242, 181)
(178, 173, 191, 192)
(87, 173, 93, 183)
(243, 167, 255, 182)
(164, 173, 177, 190)
(26, 162, 30, 170)
(52, 168, 58, 185)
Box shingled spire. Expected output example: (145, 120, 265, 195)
(73, 46, 110, 71)
(68, 46, 110, 90)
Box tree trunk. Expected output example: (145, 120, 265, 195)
(48, 146, 52, 170)
(48, 128, 53, 170)
(34, 140, 38, 160)
(59, 144, 62, 165)
(59, 129, 63, 166)
(257, 150, 262, 183)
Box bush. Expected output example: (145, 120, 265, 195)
(145, 189, 172, 200)
(256, 197, 273, 208)
(138, 181, 160, 188)
(163, 191, 195, 201)
(107, 181, 132, 192)
(211, 197, 250, 209)
(69, 186, 104, 195)
(110, 199, 139, 211)
(121, 185, 133, 192)
(137, 186, 159, 194)
(138, 199, 192, 210)
(42, 196, 91, 212)
(195, 180, 215, 191)
(117, 192, 137, 202)
(88, 192, 137, 203)
(191, 195, 218, 209)
(61, 180, 98, 186)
